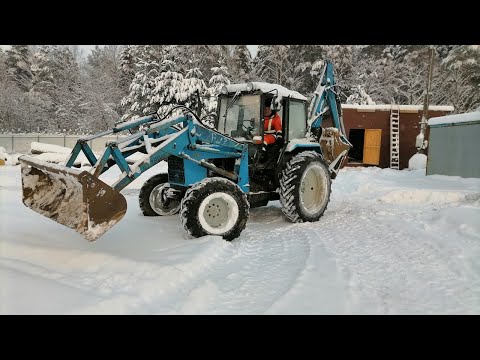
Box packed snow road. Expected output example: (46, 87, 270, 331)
(1, 163, 479, 314)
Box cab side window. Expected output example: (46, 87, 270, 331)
(288, 101, 307, 140)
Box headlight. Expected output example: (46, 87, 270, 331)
(246, 82, 254, 92)
(220, 86, 228, 95)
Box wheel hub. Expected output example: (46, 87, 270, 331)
(204, 198, 229, 227)
(149, 183, 180, 215)
(300, 164, 327, 214)
(197, 192, 239, 235)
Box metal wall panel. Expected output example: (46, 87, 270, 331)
(427, 122, 480, 178)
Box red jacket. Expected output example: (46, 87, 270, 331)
(263, 112, 282, 146)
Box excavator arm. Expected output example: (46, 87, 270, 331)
(307, 60, 352, 176)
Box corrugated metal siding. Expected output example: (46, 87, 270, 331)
(427, 122, 480, 178)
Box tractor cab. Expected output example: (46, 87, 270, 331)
(215, 82, 309, 142)
(215, 82, 309, 167)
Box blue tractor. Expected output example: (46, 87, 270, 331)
(19, 61, 351, 241)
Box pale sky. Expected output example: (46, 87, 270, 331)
(0, 45, 259, 58)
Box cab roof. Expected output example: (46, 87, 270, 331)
(224, 82, 307, 101)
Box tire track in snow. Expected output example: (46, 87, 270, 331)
(4, 164, 480, 314)
(264, 226, 349, 314)
(378, 205, 480, 313)
(3, 191, 303, 314)
(306, 199, 480, 314)
(209, 225, 311, 314)
(0, 244, 178, 300)
(150, 209, 316, 314)
(0, 240, 234, 314)
(82, 199, 480, 315)
(70, 239, 236, 314)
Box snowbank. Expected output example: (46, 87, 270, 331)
(0, 147, 21, 166)
(33, 152, 75, 164)
(30, 142, 73, 155)
(409, 153, 427, 170)
(378, 189, 480, 206)
(0, 146, 7, 163)
(30, 151, 92, 167)
(29, 142, 101, 166)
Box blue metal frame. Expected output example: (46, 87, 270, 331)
(308, 61, 351, 145)
(64, 113, 250, 193)
(310, 62, 341, 130)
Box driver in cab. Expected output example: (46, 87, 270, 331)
(262, 97, 283, 152)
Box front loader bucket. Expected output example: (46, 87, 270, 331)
(19, 156, 127, 241)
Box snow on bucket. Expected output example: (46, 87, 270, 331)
(19, 155, 127, 241)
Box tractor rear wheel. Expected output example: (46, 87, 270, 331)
(279, 151, 331, 223)
(139, 173, 182, 216)
(180, 177, 249, 241)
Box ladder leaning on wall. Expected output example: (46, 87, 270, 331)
(390, 105, 400, 169)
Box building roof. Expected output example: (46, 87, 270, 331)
(341, 104, 455, 113)
(428, 111, 480, 127)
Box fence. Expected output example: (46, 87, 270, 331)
(0, 134, 123, 155)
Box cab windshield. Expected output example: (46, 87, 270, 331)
(217, 94, 261, 141)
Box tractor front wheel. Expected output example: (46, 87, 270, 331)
(139, 173, 182, 216)
(180, 177, 249, 241)
(279, 151, 331, 223)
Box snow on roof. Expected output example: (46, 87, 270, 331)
(225, 82, 307, 101)
(428, 111, 480, 127)
(341, 104, 455, 112)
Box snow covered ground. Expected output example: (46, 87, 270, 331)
(1, 162, 480, 314)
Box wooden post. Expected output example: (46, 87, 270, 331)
(417, 48, 435, 153)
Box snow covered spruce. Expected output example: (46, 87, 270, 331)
(2, 45, 479, 136)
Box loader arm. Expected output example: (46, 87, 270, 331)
(20, 111, 249, 241)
